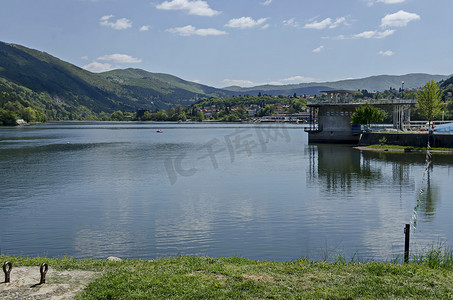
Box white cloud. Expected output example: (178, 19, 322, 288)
(378, 50, 395, 56)
(283, 18, 300, 28)
(223, 79, 255, 87)
(354, 31, 376, 38)
(312, 45, 324, 53)
(100, 15, 132, 30)
(100, 15, 113, 22)
(329, 17, 347, 29)
(82, 61, 114, 73)
(81, 56, 89, 60)
(304, 18, 332, 29)
(261, 0, 272, 5)
(279, 76, 314, 83)
(381, 10, 420, 28)
(223, 75, 315, 87)
(304, 17, 347, 29)
(97, 54, 142, 63)
(82, 53, 142, 72)
(353, 29, 395, 39)
(166, 25, 227, 36)
(225, 17, 269, 29)
(324, 34, 347, 40)
(156, 0, 220, 17)
(377, 0, 405, 3)
(366, 0, 405, 5)
(139, 25, 150, 31)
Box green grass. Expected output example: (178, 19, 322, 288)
(2, 251, 453, 299)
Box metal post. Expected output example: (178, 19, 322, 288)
(3, 261, 12, 283)
(40, 263, 48, 284)
(404, 224, 410, 263)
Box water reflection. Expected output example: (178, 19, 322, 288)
(307, 145, 382, 193)
(362, 150, 442, 221)
(307, 145, 442, 224)
(422, 170, 440, 220)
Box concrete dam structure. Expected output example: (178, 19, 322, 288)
(305, 90, 416, 144)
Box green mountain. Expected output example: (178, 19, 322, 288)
(0, 41, 227, 120)
(0, 42, 139, 116)
(99, 68, 228, 108)
(224, 74, 451, 95)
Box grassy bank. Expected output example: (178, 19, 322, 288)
(2, 253, 453, 299)
(360, 144, 453, 153)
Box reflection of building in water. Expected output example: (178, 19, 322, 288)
(307, 145, 381, 193)
(307, 145, 441, 220)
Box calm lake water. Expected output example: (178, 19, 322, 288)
(1, 122, 452, 262)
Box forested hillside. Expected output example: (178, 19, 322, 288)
(0, 42, 227, 123)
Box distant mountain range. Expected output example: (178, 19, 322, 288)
(223, 73, 451, 96)
(0, 41, 451, 118)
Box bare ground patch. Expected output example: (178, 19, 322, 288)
(0, 266, 98, 300)
(242, 274, 275, 282)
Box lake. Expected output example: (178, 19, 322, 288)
(1, 122, 452, 262)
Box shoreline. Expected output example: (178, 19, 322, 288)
(355, 145, 453, 154)
(1, 254, 453, 299)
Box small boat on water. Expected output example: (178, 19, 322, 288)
(156, 130, 163, 133)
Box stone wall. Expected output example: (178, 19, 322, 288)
(359, 132, 453, 147)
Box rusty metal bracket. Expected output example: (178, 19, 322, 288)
(3, 261, 12, 283)
(40, 263, 48, 284)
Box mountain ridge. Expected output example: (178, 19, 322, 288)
(222, 73, 451, 94)
(0, 41, 451, 121)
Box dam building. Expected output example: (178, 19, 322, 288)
(305, 90, 416, 144)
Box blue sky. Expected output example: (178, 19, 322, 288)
(1, 0, 451, 87)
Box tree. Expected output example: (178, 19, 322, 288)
(154, 110, 169, 121)
(351, 104, 385, 129)
(0, 109, 18, 126)
(110, 110, 124, 121)
(257, 104, 274, 117)
(416, 80, 443, 129)
(21, 107, 37, 122)
(141, 111, 153, 121)
(196, 111, 205, 121)
(290, 98, 306, 113)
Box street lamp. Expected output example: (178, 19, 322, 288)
(401, 81, 404, 99)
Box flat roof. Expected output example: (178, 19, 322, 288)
(307, 99, 417, 108)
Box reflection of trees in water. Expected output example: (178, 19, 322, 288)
(307, 145, 443, 221)
(419, 168, 439, 221)
(366, 151, 441, 221)
(307, 145, 421, 194)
